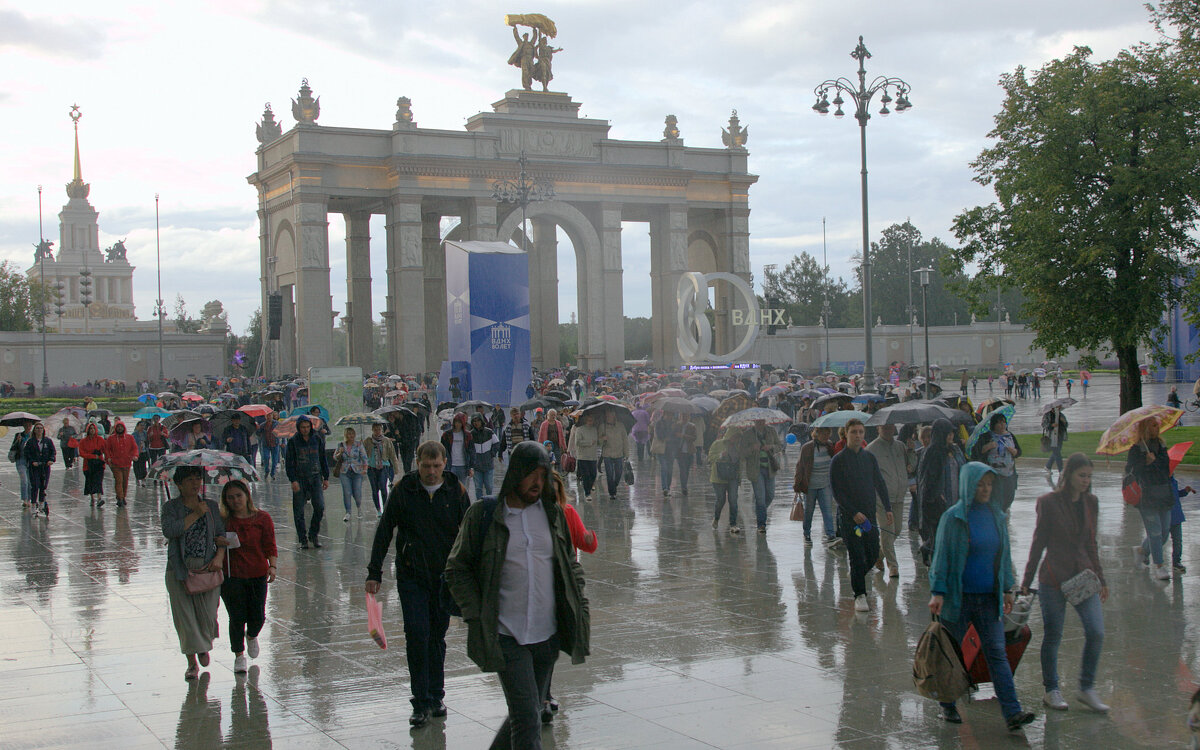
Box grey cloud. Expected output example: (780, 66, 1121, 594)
(0, 11, 104, 60)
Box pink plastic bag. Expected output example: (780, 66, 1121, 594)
(366, 592, 387, 649)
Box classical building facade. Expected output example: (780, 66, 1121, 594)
(249, 79, 758, 375)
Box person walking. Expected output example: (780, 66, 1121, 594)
(1041, 407, 1069, 475)
(677, 417, 699, 496)
(284, 416, 329, 549)
(258, 412, 280, 480)
(793, 426, 838, 547)
(868, 423, 908, 578)
(1128, 420, 1174, 580)
(219, 479, 277, 674)
(441, 412, 473, 487)
(916, 418, 966, 566)
(57, 417, 78, 470)
(566, 412, 599, 501)
(745, 418, 783, 534)
(146, 414, 169, 466)
(928, 462, 1036, 732)
(161, 466, 227, 681)
(334, 427, 368, 521)
(597, 409, 630, 501)
(1021, 453, 1110, 713)
(10, 421, 34, 509)
(183, 421, 211, 451)
(221, 413, 255, 468)
(829, 419, 893, 611)
(23, 423, 56, 517)
(443, 441, 590, 750)
(708, 428, 741, 534)
(104, 420, 139, 507)
(362, 422, 398, 517)
(973, 412, 1021, 512)
(132, 420, 150, 486)
(367, 441, 470, 728)
(652, 413, 683, 497)
(79, 422, 108, 508)
(537, 409, 567, 469)
(631, 406, 651, 461)
(468, 413, 499, 499)
(503, 407, 529, 460)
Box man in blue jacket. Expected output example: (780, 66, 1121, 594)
(285, 416, 328, 549)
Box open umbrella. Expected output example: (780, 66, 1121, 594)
(1041, 398, 1077, 414)
(577, 401, 635, 431)
(147, 449, 259, 484)
(712, 394, 757, 423)
(137, 393, 157, 404)
(1033, 368, 1047, 377)
(976, 397, 1016, 416)
(238, 404, 274, 418)
(454, 400, 494, 414)
(1096, 405, 1184, 455)
(811, 410, 865, 429)
(132, 406, 172, 419)
(181, 391, 204, 402)
(41, 407, 85, 438)
(292, 404, 330, 423)
(721, 407, 791, 429)
(0, 411, 41, 426)
(335, 412, 389, 427)
(866, 401, 970, 427)
(274, 414, 326, 439)
(955, 367, 970, 373)
(689, 396, 721, 412)
(163, 410, 202, 430)
(851, 393, 888, 405)
(654, 397, 702, 416)
(812, 393, 853, 410)
(1169, 441, 1193, 473)
(374, 405, 418, 420)
(966, 405, 1015, 455)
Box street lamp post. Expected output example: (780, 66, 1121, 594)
(155, 194, 165, 385)
(904, 230, 917, 369)
(993, 287, 1006, 376)
(821, 299, 832, 373)
(813, 36, 912, 391)
(491, 150, 555, 252)
(37, 185, 49, 392)
(917, 267, 933, 400)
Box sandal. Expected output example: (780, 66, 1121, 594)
(184, 665, 199, 680)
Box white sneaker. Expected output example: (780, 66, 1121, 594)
(854, 595, 869, 612)
(1043, 689, 1069, 710)
(234, 653, 248, 673)
(1077, 689, 1110, 713)
(246, 637, 259, 659)
(1156, 563, 1171, 580)
(344, 513, 351, 523)
(729, 525, 741, 535)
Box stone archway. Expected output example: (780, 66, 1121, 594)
(493, 201, 613, 370)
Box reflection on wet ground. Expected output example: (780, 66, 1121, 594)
(3, 403, 1199, 748)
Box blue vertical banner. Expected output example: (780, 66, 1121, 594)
(444, 240, 531, 406)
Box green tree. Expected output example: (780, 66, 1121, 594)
(948, 44, 1200, 413)
(761, 252, 856, 327)
(173, 294, 202, 334)
(0, 260, 49, 331)
(558, 322, 578, 365)
(857, 222, 974, 327)
(238, 307, 262, 376)
(623, 316, 653, 360)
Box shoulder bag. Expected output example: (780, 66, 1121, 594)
(1059, 568, 1102, 606)
(1121, 472, 1141, 506)
(185, 568, 224, 594)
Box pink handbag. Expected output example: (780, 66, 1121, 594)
(185, 568, 224, 594)
(366, 592, 387, 649)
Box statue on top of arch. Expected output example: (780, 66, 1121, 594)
(506, 14, 562, 92)
(105, 239, 128, 262)
(33, 239, 54, 262)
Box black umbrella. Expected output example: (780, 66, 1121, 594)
(436, 401, 459, 413)
(654, 397, 702, 415)
(454, 399, 494, 414)
(163, 410, 202, 430)
(811, 393, 853, 410)
(374, 404, 418, 419)
(519, 396, 557, 412)
(577, 401, 635, 430)
(545, 389, 572, 401)
(865, 400, 971, 426)
(0, 411, 40, 426)
(207, 409, 247, 443)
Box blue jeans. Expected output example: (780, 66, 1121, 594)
(492, 634, 559, 750)
(292, 475, 325, 542)
(450, 464, 470, 487)
(340, 470, 363, 512)
(1039, 583, 1103, 692)
(940, 592, 1023, 719)
(397, 579, 450, 712)
(750, 467, 776, 528)
(713, 481, 738, 526)
(804, 485, 835, 540)
(473, 467, 494, 499)
(576, 459, 598, 496)
(658, 451, 676, 491)
(367, 467, 386, 512)
(676, 453, 693, 491)
(260, 444, 280, 477)
(1045, 446, 1063, 472)
(15, 460, 30, 502)
(1139, 504, 1172, 565)
(602, 457, 624, 497)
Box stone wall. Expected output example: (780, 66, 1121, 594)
(0, 331, 228, 386)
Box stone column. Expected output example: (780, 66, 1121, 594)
(650, 204, 689, 368)
(722, 205, 752, 362)
(385, 196, 425, 373)
(422, 211, 447, 371)
(344, 211, 373, 372)
(598, 203, 624, 368)
(293, 197, 334, 372)
(278, 284, 297, 375)
(466, 198, 498, 242)
(257, 207, 272, 379)
(531, 217, 559, 369)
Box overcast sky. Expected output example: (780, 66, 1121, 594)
(0, 1, 1160, 335)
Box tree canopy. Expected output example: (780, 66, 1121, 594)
(0, 261, 49, 332)
(948, 42, 1200, 413)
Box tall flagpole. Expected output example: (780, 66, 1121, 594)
(38, 185, 48, 391)
(156, 194, 165, 383)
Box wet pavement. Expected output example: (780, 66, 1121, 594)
(4, 412, 1200, 748)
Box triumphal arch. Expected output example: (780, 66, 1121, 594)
(248, 16, 757, 374)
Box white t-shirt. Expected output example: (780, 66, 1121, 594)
(450, 432, 465, 467)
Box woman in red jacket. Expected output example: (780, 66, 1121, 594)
(78, 423, 108, 507)
(219, 479, 277, 674)
(104, 420, 140, 507)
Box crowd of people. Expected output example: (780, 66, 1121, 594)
(4, 364, 1195, 744)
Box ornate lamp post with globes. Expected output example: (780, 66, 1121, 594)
(813, 36, 912, 391)
(491, 150, 555, 252)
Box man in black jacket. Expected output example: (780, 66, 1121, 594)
(366, 440, 470, 728)
(830, 418, 893, 612)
